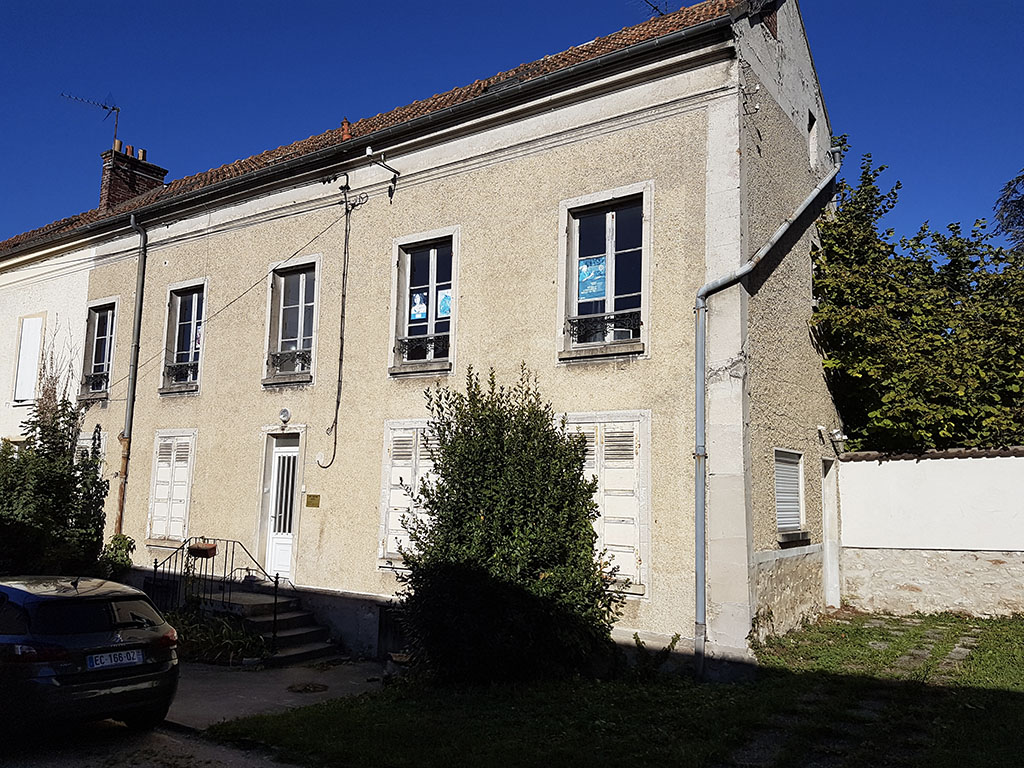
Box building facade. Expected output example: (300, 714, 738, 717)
(0, 0, 842, 661)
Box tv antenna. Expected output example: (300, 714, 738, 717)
(61, 92, 121, 145)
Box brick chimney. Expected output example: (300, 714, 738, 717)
(99, 139, 169, 212)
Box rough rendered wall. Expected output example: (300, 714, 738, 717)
(753, 545, 823, 639)
(843, 548, 1024, 617)
(737, 0, 842, 635)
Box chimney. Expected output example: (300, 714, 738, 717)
(99, 142, 169, 212)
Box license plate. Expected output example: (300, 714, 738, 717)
(87, 649, 144, 670)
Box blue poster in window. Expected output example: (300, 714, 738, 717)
(438, 289, 452, 319)
(410, 292, 427, 320)
(577, 256, 606, 301)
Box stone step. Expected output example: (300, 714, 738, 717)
(246, 609, 317, 632)
(266, 640, 338, 667)
(267, 624, 330, 648)
(205, 591, 299, 617)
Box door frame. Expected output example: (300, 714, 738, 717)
(257, 426, 305, 581)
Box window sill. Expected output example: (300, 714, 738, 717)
(10, 400, 34, 408)
(262, 372, 313, 388)
(778, 530, 811, 547)
(558, 340, 644, 362)
(78, 391, 109, 403)
(157, 383, 199, 396)
(145, 538, 184, 549)
(614, 580, 645, 597)
(389, 359, 452, 377)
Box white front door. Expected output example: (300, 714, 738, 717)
(266, 442, 299, 580)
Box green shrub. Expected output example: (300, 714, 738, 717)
(0, 358, 108, 576)
(164, 608, 268, 665)
(98, 534, 136, 582)
(399, 366, 623, 683)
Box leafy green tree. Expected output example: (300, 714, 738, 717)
(812, 155, 1024, 451)
(0, 361, 108, 574)
(995, 167, 1024, 251)
(399, 366, 622, 682)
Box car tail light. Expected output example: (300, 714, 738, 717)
(0, 642, 71, 663)
(153, 626, 178, 649)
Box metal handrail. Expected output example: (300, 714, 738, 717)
(147, 536, 283, 655)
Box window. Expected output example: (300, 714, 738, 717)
(390, 228, 458, 375)
(161, 284, 204, 392)
(774, 449, 806, 538)
(148, 431, 196, 541)
(13, 314, 44, 403)
(81, 302, 116, 398)
(558, 183, 651, 361)
(571, 417, 647, 589)
(808, 112, 818, 168)
(378, 422, 435, 560)
(266, 263, 317, 384)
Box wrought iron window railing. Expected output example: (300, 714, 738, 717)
(164, 361, 199, 384)
(395, 333, 450, 360)
(82, 372, 109, 393)
(566, 310, 642, 344)
(268, 349, 312, 375)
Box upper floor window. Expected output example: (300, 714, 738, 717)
(81, 302, 115, 398)
(558, 183, 651, 362)
(265, 262, 317, 385)
(161, 283, 204, 394)
(13, 314, 44, 404)
(390, 227, 458, 376)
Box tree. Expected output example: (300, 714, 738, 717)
(398, 366, 622, 682)
(994, 167, 1024, 251)
(0, 354, 108, 575)
(812, 155, 1024, 452)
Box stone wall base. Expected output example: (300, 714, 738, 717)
(842, 548, 1024, 616)
(752, 544, 824, 641)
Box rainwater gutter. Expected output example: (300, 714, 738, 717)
(116, 213, 147, 535)
(693, 159, 840, 678)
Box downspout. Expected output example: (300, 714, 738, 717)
(693, 160, 840, 677)
(116, 213, 147, 535)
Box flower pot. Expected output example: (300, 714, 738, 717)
(188, 541, 217, 559)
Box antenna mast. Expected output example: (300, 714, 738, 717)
(60, 92, 121, 145)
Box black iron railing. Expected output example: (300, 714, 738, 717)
(268, 349, 312, 374)
(147, 537, 283, 653)
(566, 310, 641, 344)
(164, 360, 199, 384)
(395, 333, 450, 359)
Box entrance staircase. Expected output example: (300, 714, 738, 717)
(145, 536, 338, 666)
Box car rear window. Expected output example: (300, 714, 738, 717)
(30, 598, 164, 635)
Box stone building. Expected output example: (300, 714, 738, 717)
(0, 0, 842, 663)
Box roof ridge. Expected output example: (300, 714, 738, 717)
(0, 0, 738, 257)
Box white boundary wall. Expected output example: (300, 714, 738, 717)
(840, 454, 1024, 616)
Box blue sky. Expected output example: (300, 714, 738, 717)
(1, 1, 1021, 244)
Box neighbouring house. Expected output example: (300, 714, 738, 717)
(0, 0, 843, 663)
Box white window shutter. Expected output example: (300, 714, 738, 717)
(775, 450, 803, 532)
(150, 439, 174, 538)
(168, 437, 191, 539)
(14, 317, 43, 402)
(386, 429, 417, 557)
(600, 424, 641, 582)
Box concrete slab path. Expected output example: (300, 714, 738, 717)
(167, 658, 386, 730)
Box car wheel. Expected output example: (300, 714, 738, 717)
(121, 703, 171, 731)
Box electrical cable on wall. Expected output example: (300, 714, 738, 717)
(318, 176, 368, 469)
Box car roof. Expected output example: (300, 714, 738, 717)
(0, 577, 146, 601)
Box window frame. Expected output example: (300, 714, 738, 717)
(263, 255, 320, 387)
(377, 418, 433, 564)
(147, 428, 198, 543)
(159, 278, 208, 395)
(80, 297, 119, 401)
(774, 448, 808, 541)
(556, 182, 653, 362)
(388, 226, 459, 377)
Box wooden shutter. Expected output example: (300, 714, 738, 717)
(150, 434, 193, 540)
(385, 429, 417, 557)
(600, 423, 641, 583)
(14, 316, 43, 402)
(774, 450, 803, 532)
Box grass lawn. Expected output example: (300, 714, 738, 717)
(209, 612, 1024, 768)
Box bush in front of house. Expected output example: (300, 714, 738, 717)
(164, 607, 268, 665)
(399, 366, 623, 683)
